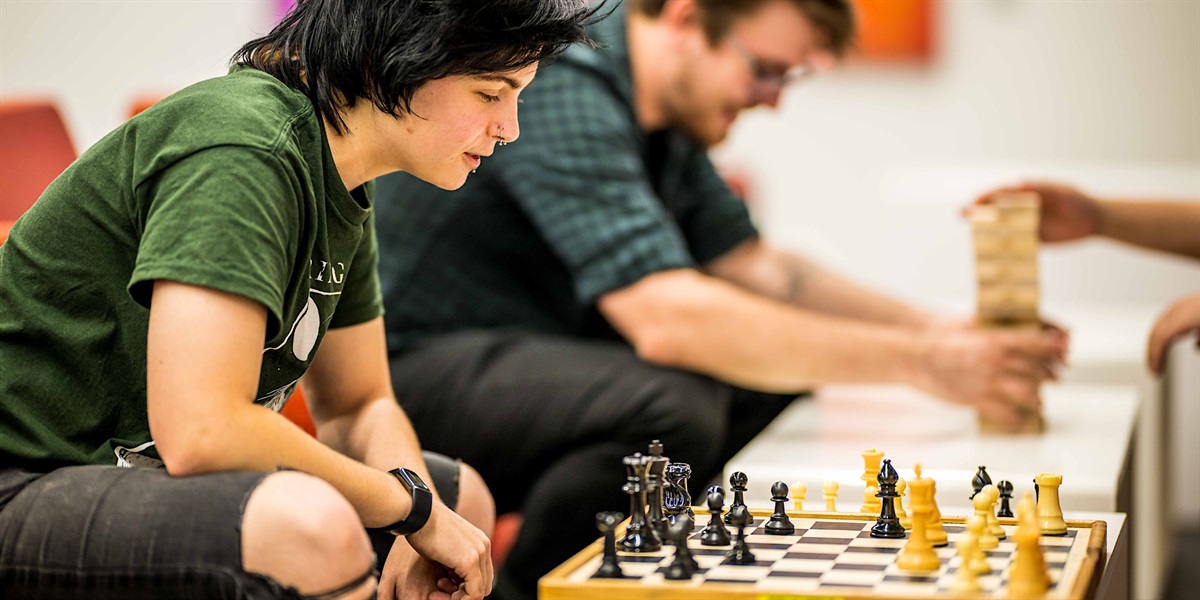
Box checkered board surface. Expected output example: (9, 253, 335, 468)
(540, 510, 1106, 600)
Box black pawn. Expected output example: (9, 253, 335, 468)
(724, 471, 750, 525)
(970, 465, 993, 500)
(701, 486, 732, 546)
(764, 481, 795, 535)
(594, 511, 624, 579)
(721, 504, 757, 565)
(997, 480, 1015, 518)
(870, 459, 905, 539)
(663, 513, 698, 580)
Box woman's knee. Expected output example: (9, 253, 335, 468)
(454, 462, 496, 537)
(242, 471, 375, 597)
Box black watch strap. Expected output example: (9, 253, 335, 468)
(384, 467, 432, 536)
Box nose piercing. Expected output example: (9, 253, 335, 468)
(497, 126, 508, 146)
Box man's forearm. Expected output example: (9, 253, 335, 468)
(706, 241, 935, 328)
(776, 253, 933, 327)
(601, 269, 924, 392)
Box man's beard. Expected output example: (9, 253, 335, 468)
(662, 63, 733, 148)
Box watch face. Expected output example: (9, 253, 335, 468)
(397, 468, 429, 492)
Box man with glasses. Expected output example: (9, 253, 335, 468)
(372, 2, 1067, 598)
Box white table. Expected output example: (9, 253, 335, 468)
(1046, 301, 1181, 600)
(726, 382, 1138, 597)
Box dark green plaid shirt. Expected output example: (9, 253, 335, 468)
(373, 6, 759, 349)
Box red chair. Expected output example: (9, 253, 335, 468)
(281, 387, 318, 437)
(128, 94, 168, 119)
(491, 513, 523, 570)
(0, 99, 77, 226)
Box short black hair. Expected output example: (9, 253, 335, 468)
(233, 0, 606, 134)
(631, 0, 855, 58)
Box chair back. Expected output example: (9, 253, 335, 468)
(0, 99, 77, 222)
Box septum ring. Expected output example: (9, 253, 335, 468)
(497, 126, 508, 146)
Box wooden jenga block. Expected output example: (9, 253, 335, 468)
(977, 283, 1039, 312)
(978, 408, 1045, 434)
(973, 232, 1039, 257)
(975, 258, 1038, 284)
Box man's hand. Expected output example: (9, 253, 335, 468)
(912, 326, 1068, 428)
(398, 502, 492, 600)
(1147, 292, 1200, 375)
(971, 181, 1102, 243)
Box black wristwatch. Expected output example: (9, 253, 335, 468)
(384, 467, 432, 536)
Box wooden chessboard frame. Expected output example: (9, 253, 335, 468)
(539, 508, 1107, 600)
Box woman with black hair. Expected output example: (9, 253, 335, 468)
(0, 1, 597, 598)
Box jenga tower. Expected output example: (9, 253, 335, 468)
(970, 192, 1045, 433)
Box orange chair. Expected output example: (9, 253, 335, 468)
(281, 387, 318, 437)
(128, 94, 167, 118)
(0, 99, 77, 226)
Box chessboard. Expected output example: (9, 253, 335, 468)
(539, 509, 1106, 600)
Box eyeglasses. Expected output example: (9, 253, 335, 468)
(728, 36, 815, 91)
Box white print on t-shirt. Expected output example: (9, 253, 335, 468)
(259, 380, 299, 412)
(292, 296, 320, 361)
(260, 259, 346, 360)
(114, 440, 165, 469)
(263, 288, 341, 362)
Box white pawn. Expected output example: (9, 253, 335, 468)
(966, 514, 991, 575)
(863, 484, 879, 515)
(951, 515, 984, 592)
(792, 481, 807, 511)
(974, 484, 1000, 550)
(985, 484, 1006, 541)
(823, 480, 839, 512)
(895, 478, 911, 530)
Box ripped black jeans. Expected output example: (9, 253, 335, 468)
(0, 453, 460, 599)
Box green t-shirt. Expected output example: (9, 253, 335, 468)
(0, 68, 382, 470)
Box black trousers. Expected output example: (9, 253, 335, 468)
(389, 329, 802, 600)
(0, 454, 461, 599)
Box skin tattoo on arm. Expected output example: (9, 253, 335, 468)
(781, 254, 811, 304)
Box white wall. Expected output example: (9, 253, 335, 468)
(719, 0, 1200, 306)
(715, 0, 1200, 526)
(3, 0, 1198, 523)
(1, 0, 273, 149)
